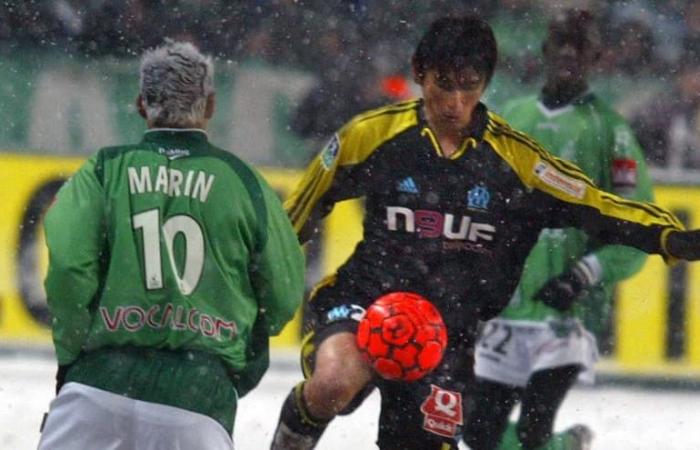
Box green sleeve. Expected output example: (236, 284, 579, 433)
(233, 178, 304, 397)
(250, 178, 305, 336)
(232, 314, 271, 398)
(588, 119, 652, 285)
(44, 154, 106, 365)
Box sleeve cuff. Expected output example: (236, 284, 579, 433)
(661, 227, 680, 266)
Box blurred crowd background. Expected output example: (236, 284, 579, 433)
(3, 0, 700, 178)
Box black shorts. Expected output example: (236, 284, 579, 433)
(301, 286, 476, 450)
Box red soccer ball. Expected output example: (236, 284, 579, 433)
(356, 292, 448, 382)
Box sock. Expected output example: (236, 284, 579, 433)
(270, 382, 330, 450)
(496, 422, 521, 449)
(496, 422, 572, 450)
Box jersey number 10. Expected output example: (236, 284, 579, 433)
(132, 209, 204, 295)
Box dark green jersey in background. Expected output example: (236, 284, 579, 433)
(44, 129, 304, 431)
(498, 94, 652, 332)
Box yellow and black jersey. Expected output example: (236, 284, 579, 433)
(285, 100, 682, 330)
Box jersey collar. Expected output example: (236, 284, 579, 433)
(142, 128, 209, 145)
(417, 101, 489, 159)
(537, 91, 596, 115)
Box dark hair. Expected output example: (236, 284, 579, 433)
(546, 9, 602, 55)
(412, 16, 498, 85)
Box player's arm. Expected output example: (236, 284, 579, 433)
(488, 126, 684, 258)
(234, 177, 306, 398)
(535, 126, 653, 310)
(44, 153, 107, 366)
(250, 178, 306, 336)
(529, 156, 682, 258)
(584, 122, 652, 285)
(285, 122, 374, 243)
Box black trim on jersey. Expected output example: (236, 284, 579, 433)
(487, 121, 594, 185)
(352, 100, 420, 126)
(94, 149, 105, 186)
(598, 191, 681, 227)
(216, 147, 269, 253)
(288, 165, 325, 225)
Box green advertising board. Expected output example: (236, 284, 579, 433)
(0, 50, 317, 167)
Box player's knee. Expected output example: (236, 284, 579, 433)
(306, 367, 365, 411)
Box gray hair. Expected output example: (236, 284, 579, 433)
(139, 40, 214, 127)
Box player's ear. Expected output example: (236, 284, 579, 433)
(205, 93, 215, 119)
(136, 95, 147, 120)
(412, 61, 424, 85)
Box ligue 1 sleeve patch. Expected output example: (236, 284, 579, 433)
(612, 158, 637, 187)
(319, 134, 340, 170)
(420, 385, 463, 438)
(534, 161, 586, 199)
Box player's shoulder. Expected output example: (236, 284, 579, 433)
(340, 99, 421, 140)
(96, 142, 144, 160)
(332, 99, 421, 164)
(90, 143, 149, 182)
(206, 144, 271, 189)
(485, 109, 521, 138)
(500, 94, 539, 115)
(581, 93, 628, 122)
(485, 109, 562, 161)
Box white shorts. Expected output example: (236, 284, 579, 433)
(38, 382, 234, 450)
(474, 318, 599, 388)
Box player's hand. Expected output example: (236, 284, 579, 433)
(666, 230, 700, 261)
(535, 263, 590, 312)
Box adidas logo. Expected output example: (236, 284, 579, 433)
(397, 177, 419, 194)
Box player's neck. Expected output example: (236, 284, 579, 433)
(147, 119, 209, 130)
(541, 81, 588, 109)
(424, 111, 474, 157)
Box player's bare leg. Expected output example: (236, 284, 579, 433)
(270, 332, 374, 450)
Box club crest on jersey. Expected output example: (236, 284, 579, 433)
(320, 134, 340, 170)
(397, 176, 419, 194)
(420, 385, 463, 438)
(467, 185, 490, 210)
(534, 161, 586, 199)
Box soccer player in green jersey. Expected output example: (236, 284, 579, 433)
(464, 10, 645, 450)
(38, 40, 305, 450)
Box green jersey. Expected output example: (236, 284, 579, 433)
(44, 129, 304, 431)
(498, 93, 652, 327)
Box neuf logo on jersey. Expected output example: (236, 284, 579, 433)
(386, 206, 495, 242)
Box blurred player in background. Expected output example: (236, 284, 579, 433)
(269, 14, 694, 450)
(38, 40, 305, 450)
(463, 9, 651, 450)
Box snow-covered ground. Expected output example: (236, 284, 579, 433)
(1, 349, 699, 449)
